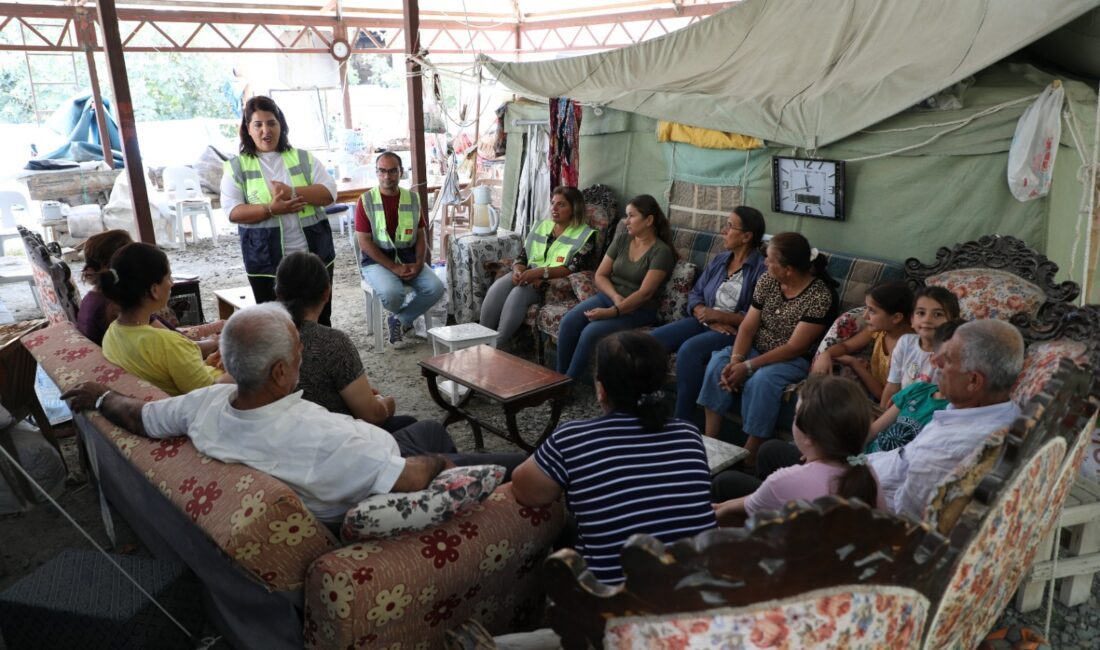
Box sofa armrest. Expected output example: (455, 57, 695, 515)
(304, 484, 564, 649)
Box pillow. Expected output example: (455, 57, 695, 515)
(926, 269, 1044, 321)
(656, 260, 698, 324)
(341, 465, 504, 542)
(1011, 339, 1088, 406)
(569, 271, 599, 302)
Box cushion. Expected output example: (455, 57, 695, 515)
(814, 306, 866, 358)
(537, 302, 576, 339)
(341, 465, 505, 542)
(1011, 339, 1089, 406)
(569, 271, 599, 302)
(604, 585, 928, 650)
(657, 260, 698, 324)
(544, 276, 575, 305)
(926, 269, 1044, 321)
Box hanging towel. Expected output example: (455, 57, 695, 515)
(656, 121, 763, 150)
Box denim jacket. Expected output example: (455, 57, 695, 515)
(686, 248, 766, 315)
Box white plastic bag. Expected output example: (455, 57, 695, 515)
(1007, 81, 1064, 202)
(67, 204, 104, 239)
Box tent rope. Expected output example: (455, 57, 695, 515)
(860, 94, 1038, 134)
(0, 440, 221, 650)
(846, 95, 1041, 162)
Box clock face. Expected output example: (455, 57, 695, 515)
(331, 39, 351, 61)
(772, 157, 846, 220)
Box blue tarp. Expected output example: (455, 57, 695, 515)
(36, 94, 124, 167)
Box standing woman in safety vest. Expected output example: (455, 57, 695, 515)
(480, 186, 596, 348)
(220, 96, 337, 325)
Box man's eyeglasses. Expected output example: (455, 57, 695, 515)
(376, 167, 402, 175)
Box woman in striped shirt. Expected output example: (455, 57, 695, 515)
(512, 331, 716, 584)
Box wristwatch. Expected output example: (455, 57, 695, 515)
(542, 267, 549, 280)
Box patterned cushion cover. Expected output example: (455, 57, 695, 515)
(926, 269, 1044, 320)
(21, 233, 81, 325)
(544, 276, 575, 304)
(22, 322, 338, 592)
(825, 251, 904, 313)
(924, 437, 1067, 649)
(1011, 339, 1089, 406)
(304, 484, 564, 649)
(569, 271, 599, 303)
(656, 260, 698, 324)
(536, 302, 576, 341)
(604, 585, 928, 649)
(813, 306, 866, 358)
(341, 466, 504, 542)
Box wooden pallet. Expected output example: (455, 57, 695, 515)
(1016, 476, 1100, 611)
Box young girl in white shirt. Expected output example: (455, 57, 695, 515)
(879, 286, 961, 408)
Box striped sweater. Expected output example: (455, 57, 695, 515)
(533, 412, 717, 584)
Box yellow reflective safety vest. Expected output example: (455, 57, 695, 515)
(525, 219, 595, 268)
(224, 148, 334, 277)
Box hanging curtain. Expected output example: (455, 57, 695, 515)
(514, 126, 550, 240)
(548, 97, 582, 188)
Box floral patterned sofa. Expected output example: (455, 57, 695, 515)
(24, 321, 564, 650)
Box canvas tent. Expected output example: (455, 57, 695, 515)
(483, 0, 1100, 300)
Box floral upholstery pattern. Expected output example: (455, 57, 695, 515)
(925, 437, 1067, 649)
(342, 465, 504, 542)
(926, 269, 1045, 320)
(656, 260, 698, 324)
(536, 303, 575, 343)
(814, 306, 866, 358)
(604, 585, 928, 649)
(23, 321, 338, 591)
(20, 230, 81, 325)
(1011, 339, 1089, 406)
(304, 484, 564, 649)
(569, 271, 599, 303)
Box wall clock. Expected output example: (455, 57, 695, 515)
(330, 38, 352, 62)
(772, 156, 846, 220)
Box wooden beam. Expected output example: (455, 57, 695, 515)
(95, 0, 155, 244)
(74, 8, 114, 170)
(403, 0, 428, 224)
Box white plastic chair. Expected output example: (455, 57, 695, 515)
(0, 191, 29, 256)
(163, 166, 216, 249)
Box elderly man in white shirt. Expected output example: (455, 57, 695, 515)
(62, 303, 521, 524)
(868, 319, 1024, 518)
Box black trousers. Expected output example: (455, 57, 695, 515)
(712, 439, 803, 501)
(247, 264, 334, 327)
(389, 420, 525, 481)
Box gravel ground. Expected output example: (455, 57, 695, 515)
(1, 231, 1095, 647)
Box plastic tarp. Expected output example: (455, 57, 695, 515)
(37, 94, 124, 167)
(481, 0, 1100, 148)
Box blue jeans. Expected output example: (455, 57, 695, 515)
(555, 293, 658, 380)
(651, 317, 736, 420)
(360, 263, 445, 328)
(696, 346, 810, 439)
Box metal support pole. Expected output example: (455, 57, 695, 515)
(95, 0, 154, 244)
(403, 0, 429, 223)
(74, 9, 114, 170)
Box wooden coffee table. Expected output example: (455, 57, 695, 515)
(419, 345, 572, 453)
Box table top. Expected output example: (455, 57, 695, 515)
(428, 323, 498, 343)
(703, 436, 749, 474)
(419, 345, 571, 402)
(1, 318, 47, 355)
(213, 286, 255, 309)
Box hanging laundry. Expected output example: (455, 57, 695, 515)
(548, 97, 582, 188)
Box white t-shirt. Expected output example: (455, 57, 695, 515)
(868, 400, 1020, 518)
(219, 151, 337, 254)
(713, 268, 745, 313)
(887, 333, 935, 387)
(141, 384, 405, 523)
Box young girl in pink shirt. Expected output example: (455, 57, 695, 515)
(714, 375, 886, 525)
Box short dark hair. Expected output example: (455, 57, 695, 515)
(915, 285, 962, 321)
(275, 251, 330, 328)
(933, 318, 966, 347)
(767, 232, 839, 289)
(595, 331, 671, 432)
(731, 205, 766, 247)
(98, 243, 170, 311)
(795, 375, 877, 506)
(239, 96, 291, 156)
(375, 151, 403, 169)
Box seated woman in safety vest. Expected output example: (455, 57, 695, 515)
(354, 151, 445, 349)
(480, 186, 596, 348)
(220, 95, 337, 325)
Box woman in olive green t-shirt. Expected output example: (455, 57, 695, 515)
(556, 194, 676, 380)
